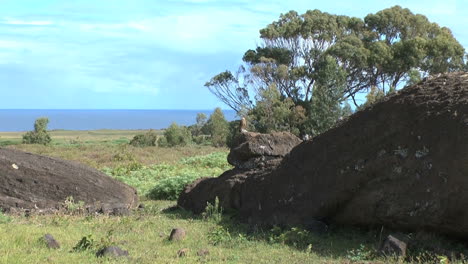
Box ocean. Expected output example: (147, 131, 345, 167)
(0, 109, 237, 132)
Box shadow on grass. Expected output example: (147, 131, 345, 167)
(160, 204, 468, 263)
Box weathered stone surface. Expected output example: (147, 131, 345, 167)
(96, 246, 129, 258)
(0, 148, 138, 212)
(169, 228, 186, 241)
(380, 235, 407, 257)
(227, 132, 302, 169)
(179, 72, 468, 238)
(42, 234, 60, 249)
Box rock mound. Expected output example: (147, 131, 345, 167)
(0, 148, 138, 212)
(228, 132, 302, 169)
(178, 72, 468, 238)
(179, 131, 300, 214)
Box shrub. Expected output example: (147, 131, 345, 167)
(205, 108, 229, 147)
(73, 235, 95, 252)
(202, 197, 223, 223)
(129, 130, 158, 147)
(22, 117, 52, 145)
(163, 123, 192, 147)
(147, 174, 200, 200)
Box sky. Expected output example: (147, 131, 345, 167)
(0, 0, 467, 110)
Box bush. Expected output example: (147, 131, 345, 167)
(162, 123, 192, 147)
(147, 174, 200, 200)
(22, 117, 52, 145)
(205, 108, 229, 147)
(129, 130, 158, 147)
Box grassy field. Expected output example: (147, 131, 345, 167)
(0, 130, 466, 263)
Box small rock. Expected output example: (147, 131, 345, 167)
(380, 235, 407, 257)
(169, 228, 186, 241)
(96, 246, 129, 258)
(97, 203, 131, 216)
(43, 234, 60, 249)
(197, 249, 210, 257)
(138, 203, 145, 210)
(177, 248, 189, 257)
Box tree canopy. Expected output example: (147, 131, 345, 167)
(206, 6, 466, 136)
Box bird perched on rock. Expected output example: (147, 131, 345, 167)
(240, 117, 248, 133)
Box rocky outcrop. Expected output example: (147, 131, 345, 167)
(0, 148, 138, 212)
(227, 132, 302, 169)
(178, 72, 468, 238)
(179, 131, 300, 214)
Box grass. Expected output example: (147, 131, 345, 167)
(0, 130, 467, 263)
(0, 201, 364, 264)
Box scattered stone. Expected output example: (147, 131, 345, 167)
(380, 235, 407, 257)
(177, 248, 189, 257)
(42, 234, 60, 249)
(197, 249, 210, 257)
(169, 228, 186, 241)
(96, 246, 129, 258)
(98, 203, 131, 216)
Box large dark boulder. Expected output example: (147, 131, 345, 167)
(178, 72, 468, 238)
(227, 132, 302, 169)
(0, 148, 138, 212)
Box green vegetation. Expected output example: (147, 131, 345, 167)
(160, 122, 192, 147)
(1, 130, 467, 263)
(103, 151, 231, 199)
(206, 6, 466, 137)
(204, 107, 230, 147)
(129, 129, 158, 147)
(22, 117, 52, 145)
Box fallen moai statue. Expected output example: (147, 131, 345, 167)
(179, 72, 468, 238)
(0, 148, 138, 214)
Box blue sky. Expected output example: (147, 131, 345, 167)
(0, 0, 467, 109)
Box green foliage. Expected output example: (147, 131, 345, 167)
(129, 130, 158, 147)
(103, 152, 231, 198)
(63, 196, 85, 214)
(269, 226, 313, 250)
(361, 85, 386, 109)
(147, 174, 201, 200)
(207, 6, 465, 136)
(22, 117, 52, 145)
(0, 210, 11, 224)
(161, 122, 192, 147)
(72, 234, 95, 252)
(346, 244, 376, 262)
(190, 113, 208, 138)
(202, 197, 223, 223)
(208, 226, 232, 246)
(205, 108, 229, 147)
(249, 85, 306, 136)
(226, 120, 241, 148)
(306, 56, 347, 135)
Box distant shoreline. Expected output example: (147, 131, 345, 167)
(0, 109, 237, 132)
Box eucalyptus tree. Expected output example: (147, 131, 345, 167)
(206, 6, 465, 135)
